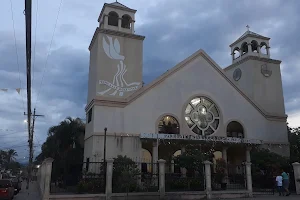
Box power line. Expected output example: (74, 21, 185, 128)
(32, 0, 39, 91)
(34, 0, 63, 108)
(9, 0, 26, 113)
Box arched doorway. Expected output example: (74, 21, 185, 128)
(141, 148, 152, 173)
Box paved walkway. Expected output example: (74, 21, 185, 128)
(224, 195, 299, 199)
(14, 181, 41, 200)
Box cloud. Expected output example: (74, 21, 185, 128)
(0, 0, 300, 161)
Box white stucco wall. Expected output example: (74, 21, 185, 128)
(225, 59, 285, 116)
(86, 52, 289, 160)
(123, 55, 287, 142)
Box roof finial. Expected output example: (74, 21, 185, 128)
(246, 25, 250, 31)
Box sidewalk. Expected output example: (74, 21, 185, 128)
(224, 195, 299, 200)
(14, 181, 41, 200)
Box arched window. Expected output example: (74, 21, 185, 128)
(226, 121, 244, 138)
(184, 97, 220, 136)
(158, 115, 179, 134)
(251, 40, 259, 53)
(241, 42, 248, 55)
(233, 47, 240, 59)
(108, 11, 119, 26)
(260, 42, 268, 54)
(121, 14, 131, 29)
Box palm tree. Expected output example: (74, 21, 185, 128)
(6, 149, 18, 163)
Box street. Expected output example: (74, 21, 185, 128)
(14, 181, 41, 200)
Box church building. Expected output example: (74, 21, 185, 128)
(84, 2, 289, 168)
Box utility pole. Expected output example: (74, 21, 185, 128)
(24, 109, 44, 189)
(24, 0, 32, 190)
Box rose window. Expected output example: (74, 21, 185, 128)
(184, 97, 220, 135)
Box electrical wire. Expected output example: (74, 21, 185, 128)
(34, 0, 63, 109)
(32, 0, 39, 91)
(9, 0, 26, 113)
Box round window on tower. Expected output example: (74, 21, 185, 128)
(233, 68, 242, 81)
(184, 97, 220, 136)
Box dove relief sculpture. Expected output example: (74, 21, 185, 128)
(98, 35, 141, 96)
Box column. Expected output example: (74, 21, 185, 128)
(222, 147, 228, 163)
(239, 49, 243, 57)
(171, 160, 175, 173)
(118, 18, 122, 31)
(104, 15, 108, 29)
(131, 21, 135, 34)
(204, 161, 212, 199)
(245, 162, 253, 197)
(152, 141, 158, 174)
(231, 52, 235, 62)
(292, 162, 300, 194)
(246, 147, 252, 163)
(247, 43, 252, 53)
(266, 46, 271, 56)
(42, 158, 54, 200)
(106, 159, 114, 200)
(181, 147, 187, 177)
(222, 147, 228, 183)
(158, 159, 166, 198)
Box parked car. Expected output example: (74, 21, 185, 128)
(0, 179, 15, 199)
(11, 178, 21, 194)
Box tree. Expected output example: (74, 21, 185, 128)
(0, 149, 21, 174)
(112, 155, 140, 193)
(288, 126, 300, 163)
(6, 149, 18, 163)
(174, 144, 213, 176)
(35, 117, 85, 187)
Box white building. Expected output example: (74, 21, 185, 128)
(84, 2, 289, 167)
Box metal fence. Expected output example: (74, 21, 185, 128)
(50, 161, 106, 194)
(251, 165, 275, 194)
(165, 162, 205, 192)
(112, 162, 159, 193)
(212, 164, 246, 191)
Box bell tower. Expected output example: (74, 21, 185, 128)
(87, 1, 145, 104)
(225, 27, 286, 116)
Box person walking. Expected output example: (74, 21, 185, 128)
(275, 171, 283, 196)
(282, 169, 291, 196)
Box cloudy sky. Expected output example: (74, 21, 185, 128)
(0, 0, 299, 161)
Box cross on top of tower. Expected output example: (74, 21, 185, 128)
(246, 25, 250, 31)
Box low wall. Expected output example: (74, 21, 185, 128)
(49, 191, 249, 200)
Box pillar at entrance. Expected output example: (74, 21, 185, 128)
(171, 160, 175, 173)
(222, 147, 228, 163)
(106, 159, 114, 199)
(292, 162, 300, 194)
(222, 147, 228, 183)
(181, 147, 187, 177)
(203, 161, 212, 199)
(152, 142, 158, 174)
(246, 146, 252, 163)
(158, 159, 166, 198)
(245, 162, 253, 197)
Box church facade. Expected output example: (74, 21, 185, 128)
(84, 2, 289, 166)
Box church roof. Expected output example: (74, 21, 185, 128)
(109, 1, 131, 9)
(230, 30, 270, 47)
(98, 1, 137, 22)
